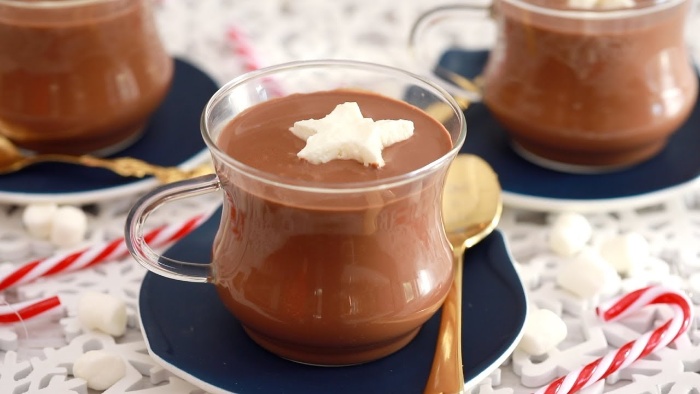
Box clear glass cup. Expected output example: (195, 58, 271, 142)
(411, 0, 698, 172)
(0, 0, 173, 155)
(125, 60, 467, 366)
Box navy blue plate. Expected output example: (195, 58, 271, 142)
(138, 209, 527, 394)
(0, 58, 217, 205)
(441, 50, 700, 212)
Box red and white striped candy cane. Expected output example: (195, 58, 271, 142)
(0, 295, 63, 324)
(226, 25, 285, 97)
(536, 285, 693, 394)
(226, 25, 265, 73)
(0, 208, 217, 292)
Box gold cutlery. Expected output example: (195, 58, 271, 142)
(425, 154, 502, 394)
(0, 135, 213, 183)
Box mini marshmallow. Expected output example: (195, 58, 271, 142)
(73, 350, 125, 390)
(556, 248, 619, 299)
(600, 232, 649, 275)
(49, 206, 87, 248)
(22, 203, 58, 239)
(517, 308, 568, 356)
(548, 212, 592, 257)
(77, 291, 127, 337)
(290, 102, 414, 167)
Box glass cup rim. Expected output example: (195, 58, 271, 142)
(502, 0, 686, 19)
(200, 59, 467, 194)
(0, 0, 120, 8)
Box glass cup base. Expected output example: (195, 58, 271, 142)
(243, 325, 421, 366)
(11, 123, 147, 157)
(510, 141, 665, 174)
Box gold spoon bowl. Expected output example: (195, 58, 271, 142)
(0, 134, 213, 183)
(424, 154, 502, 394)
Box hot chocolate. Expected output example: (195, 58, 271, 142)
(125, 61, 466, 368)
(482, 0, 697, 168)
(212, 89, 454, 365)
(0, 0, 172, 154)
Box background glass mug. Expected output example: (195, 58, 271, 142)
(0, 0, 173, 155)
(410, 0, 698, 172)
(125, 60, 466, 366)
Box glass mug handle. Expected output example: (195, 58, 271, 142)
(125, 174, 221, 282)
(408, 3, 494, 104)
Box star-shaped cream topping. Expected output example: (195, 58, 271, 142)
(289, 102, 414, 168)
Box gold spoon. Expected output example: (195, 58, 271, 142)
(424, 154, 502, 394)
(0, 134, 213, 183)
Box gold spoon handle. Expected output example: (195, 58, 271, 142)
(22, 154, 213, 183)
(424, 246, 466, 394)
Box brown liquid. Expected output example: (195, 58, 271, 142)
(0, 0, 172, 154)
(483, 0, 697, 169)
(213, 90, 454, 365)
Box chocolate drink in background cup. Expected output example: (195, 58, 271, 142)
(0, 0, 173, 155)
(125, 60, 467, 366)
(411, 0, 698, 172)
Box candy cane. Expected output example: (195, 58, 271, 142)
(0, 295, 62, 324)
(0, 208, 217, 292)
(536, 286, 693, 394)
(226, 25, 285, 97)
(226, 25, 265, 73)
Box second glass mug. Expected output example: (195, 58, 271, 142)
(125, 60, 467, 366)
(0, 0, 173, 155)
(411, 0, 698, 172)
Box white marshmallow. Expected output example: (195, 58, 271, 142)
(22, 203, 58, 239)
(73, 350, 125, 390)
(77, 291, 127, 337)
(556, 248, 619, 299)
(517, 308, 568, 356)
(548, 212, 592, 257)
(290, 102, 414, 167)
(600, 232, 649, 275)
(49, 206, 87, 248)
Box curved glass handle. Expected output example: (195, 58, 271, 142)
(125, 174, 221, 283)
(408, 3, 492, 103)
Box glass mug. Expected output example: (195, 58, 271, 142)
(411, 0, 698, 172)
(125, 60, 466, 366)
(0, 0, 173, 155)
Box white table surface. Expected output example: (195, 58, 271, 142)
(2, 0, 700, 393)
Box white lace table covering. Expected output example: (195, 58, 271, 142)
(1, 0, 700, 393)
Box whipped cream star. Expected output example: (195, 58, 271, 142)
(289, 102, 414, 168)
